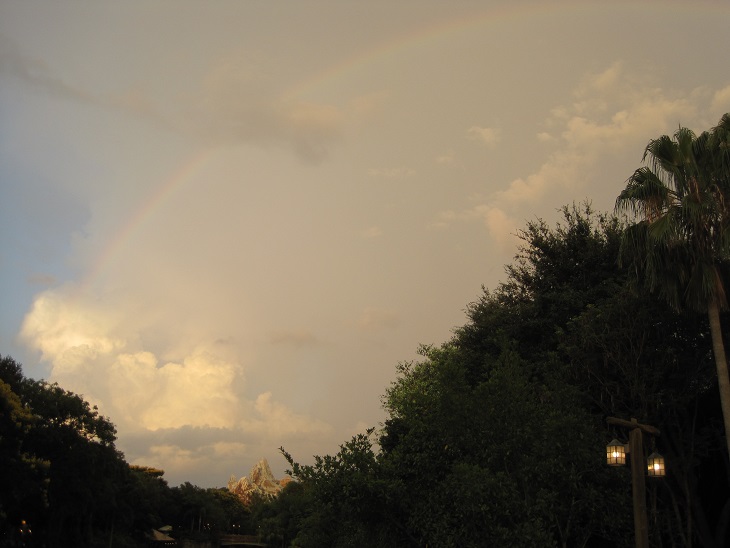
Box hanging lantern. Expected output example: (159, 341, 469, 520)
(606, 439, 626, 466)
(647, 452, 665, 477)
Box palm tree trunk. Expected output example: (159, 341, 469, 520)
(707, 298, 730, 458)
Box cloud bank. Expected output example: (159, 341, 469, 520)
(20, 285, 332, 484)
(439, 63, 729, 250)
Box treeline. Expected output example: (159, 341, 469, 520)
(2, 205, 728, 547)
(262, 205, 728, 547)
(0, 355, 253, 547)
(256, 114, 730, 547)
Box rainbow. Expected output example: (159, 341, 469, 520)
(84, 7, 538, 290)
(80, 149, 215, 292)
(283, 1, 728, 102)
(283, 2, 547, 102)
(82, 1, 726, 291)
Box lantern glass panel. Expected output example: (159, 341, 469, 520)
(647, 452, 665, 477)
(606, 439, 626, 466)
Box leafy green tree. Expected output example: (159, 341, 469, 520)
(18, 378, 124, 546)
(280, 431, 408, 547)
(250, 481, 310, 547)
(0, 374, 47, 544)
(487, 204, 729, 546)
(174, 482, 210, 535)
(0, 355, 261, 546)
(113, 465, 174, 540)
(207, 488, 250, 535)
(254, 204, 728, 546)
(0, 356, 47, 545)
(615, 113, 730, 457)
(382, 341, 628, 548)
(168, 482, 249, 543)
(560, 276, 728, 546)
(382, 204, 729, 546)
(0, 355, 131, 547)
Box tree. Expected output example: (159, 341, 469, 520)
(0, 356, 259, 546)
(382, 204, 728, 546)
(115, 465, 174, 539)
(250, 479, 312, 547)
(0, 375, 47, 544)
(19, 378, 126, 546)
(280, 431, 409, 547)
(559, 280, 728, 546)
(0, 355, 131, 547)
(381, 340, 628, 548)
(615, 113, 730, 457)
(236, 204, 730, 545)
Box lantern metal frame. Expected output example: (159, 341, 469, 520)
(646, 451, 665, 477)
(606, 438, 627, 466)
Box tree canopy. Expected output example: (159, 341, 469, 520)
(0, 355, 251, 547)
(268, 203, 727, 547)
(616, 113, 730, 463)
(4, 200, 729, 547)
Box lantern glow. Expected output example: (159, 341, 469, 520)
(606, 439, 626, 466)
(647, 452, 665, 477)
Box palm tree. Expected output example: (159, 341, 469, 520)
(615, 113, 730, 455)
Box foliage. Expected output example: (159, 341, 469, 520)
(615, 113, 730, 314)
(0, 375, 47, 543)
(379, 203, 727, 547)
(116, 465, 173, 536)
(614, 114, 730, 546)
(166, 482, 250, 540)
(0, 354, 254, 547)
(250, 479, 315, 547)
(0, 355, 131, 546)
(279, 431, 407, 547)
(255, 203, 728, 547)
(382, 339, 627, 547)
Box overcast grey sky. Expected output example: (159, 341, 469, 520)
(2, 0, 729, 487)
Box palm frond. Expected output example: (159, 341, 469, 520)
(710, 113, 730, 184)
(615, 168, 672, 221)
(644, 135, 680, 180)
(617, 114, 730, 314)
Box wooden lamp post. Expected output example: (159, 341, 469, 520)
(606, 417, 663, 548)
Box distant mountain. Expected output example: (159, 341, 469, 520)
(227, 458, 292, 505)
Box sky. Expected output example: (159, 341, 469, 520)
(1, 0, 729, 488)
